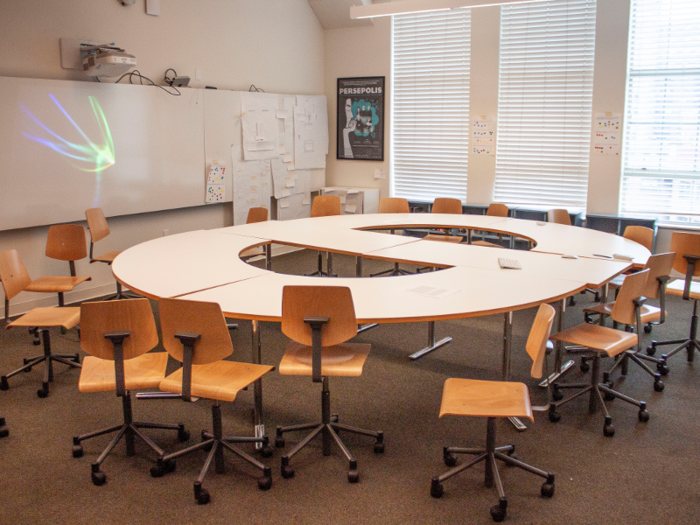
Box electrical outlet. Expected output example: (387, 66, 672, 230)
(162, 229, 169, 236)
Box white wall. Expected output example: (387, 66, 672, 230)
(0, 0, 324, 316)
(323, 0, 632, 209)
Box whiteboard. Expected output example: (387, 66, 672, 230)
(0, 76, 327, 232)
(0, 76, 205, 230)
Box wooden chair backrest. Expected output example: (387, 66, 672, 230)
(642, 252, 676, 299)
(611, 269, 649, 326)
(431, 198, 462, 214)
(378, 198, 410, 214)
(85, 208, 110, 244)
(623, 226, 654, 252)
(246, 207, 269, 224)
(526, 303, 556, 379)
(282, 286, 357, 347)
(669, 232, 700, 277)
(0, 250, 32, 300)
(80, 299, 158, 360)
(311, 196, 342, 218)
(159, 298, 233, 365)
(486, 203, 509, 217)
(46, 224, 87, 262)
(547, 209, 571, 226)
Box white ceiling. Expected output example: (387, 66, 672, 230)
(307, 0, 375, 29)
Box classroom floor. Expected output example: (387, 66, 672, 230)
(1, 249, 699, 524)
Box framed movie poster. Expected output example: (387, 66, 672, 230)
(337, 77, 385, 161)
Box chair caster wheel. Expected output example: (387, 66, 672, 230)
(548, 409, 561, 423)
(374, 442, 385, 454)
(657, 363, 669, 376)
(443, 451, 457, 467)
(281, 464, 295, 479)
(568, 296, 576, 307)
(490, 499, 507, 522)
(647, 344, 657, 356)
(580, 358, 590, 373)
(258, 476, 273, 491)
(603, 416, 615, 437)
(177, 426, 190, 442)
(37, 385, 49, 398)
(0, 426, 8, 439)
(72, 445, 83, 458)
(275, 436, 285, 448)
(552, 388, 564, 401)
(644, 324, 652, 334)
(195, 486, 210, 505)
(430, 478, 444, 498)
(260, 444, 274, 458)
(594, 292, 601, 302)
(348, 469, 359, 483)
(638, 403, 650, 422)
(541, 482, 555, 498)
(654, 380, 664, 392)
(604, 390, 616, 401)
(73, 354, 81, 364)
(0, 376, 9, 390)
(91, 470, 107, 486)
(151, 459, 176, 478)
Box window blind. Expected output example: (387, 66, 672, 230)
(620, 0, 700, 219)
(494, 0, 596, 208)
(391, 9, 470, 203)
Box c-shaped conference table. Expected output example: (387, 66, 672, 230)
(113, 213, 649, 440)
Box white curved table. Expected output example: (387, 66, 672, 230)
(113, 213, 648, 438)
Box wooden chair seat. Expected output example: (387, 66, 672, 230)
(92, 250, 121, 264)
(471, 240, 504, 248)
(550, 323, 637, 357)
(279, 342, 370, 377)
(584, 303, 663, 324)
(423, 234, 462, 244)
(160, 361, 273, 403)
(666, 279, 700, 300)
(439, 378, 533, 421)
(7, 306, 80, 329)
(79, 352, 169, 393)
(25, 275, 91, 294)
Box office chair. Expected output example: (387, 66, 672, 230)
(85, 208, 138, 300)
(72, 299, 189, 485)
(431, 304, 556, 523)
(275, 286, 384, 483)
(307, 195, 342, 277)
(582, 252, 675, 392)
(0, 250, 84, 397)
(239, 207, 272, 269)
(152, 298, 274, 504)
(415, 198, 464, 271)
(371, 198, 413, 276)
(623, 225, 654, 252)
(647, 232, 700, 369)
(547, 209, 571, 226)
(549, 270, 651, 437)
(46, 224, 91, 283)
(474, 202, 509, 247)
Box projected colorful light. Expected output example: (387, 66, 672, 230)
(21, 95, 115, 206)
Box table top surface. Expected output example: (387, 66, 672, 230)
(113, 213, 649, 323)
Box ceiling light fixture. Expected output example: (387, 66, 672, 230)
(350, 0, 541, 19)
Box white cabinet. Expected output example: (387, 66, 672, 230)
(319, 187, 380, 215)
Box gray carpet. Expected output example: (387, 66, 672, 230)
(1, 249, 699, 524)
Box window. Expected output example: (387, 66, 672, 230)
(494, 0, 597, 208)
(620, 0, 700, 222)
(392, 9, 471, 203)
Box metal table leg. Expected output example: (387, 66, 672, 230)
(502, 311, 527, 431)
(355, 256, 378, 333)
(538, 298, 575, 388)
(251, 319, 265, 449)
(408, 321, 452, 360)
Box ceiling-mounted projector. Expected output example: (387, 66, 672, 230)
(82, 45, 136, 77)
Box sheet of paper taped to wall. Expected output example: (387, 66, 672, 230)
(304, 141, 314, 152)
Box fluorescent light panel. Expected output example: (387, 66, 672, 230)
(350, 0, 541, 19)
